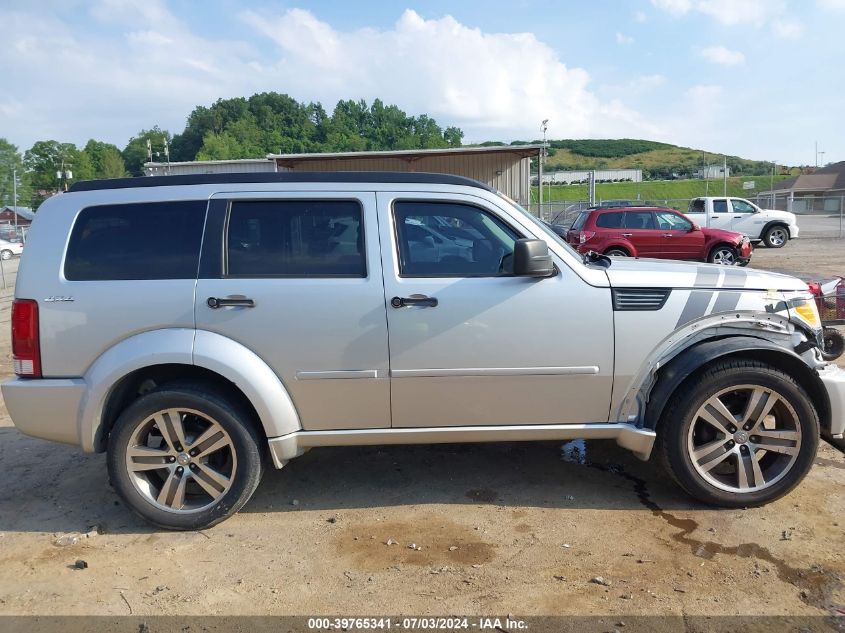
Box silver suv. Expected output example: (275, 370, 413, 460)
(4, 173, 844, 530)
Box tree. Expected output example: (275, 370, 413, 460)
(123, 127, 172, 176)
(0, 138, 32, 210)
(23, 140, 90, 207)
(83, 139, 127, 178)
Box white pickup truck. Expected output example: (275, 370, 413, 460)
(687, 197, 799, 248)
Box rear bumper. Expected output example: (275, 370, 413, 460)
(819, 364, 845, 437)
(1, 378, 86, 446)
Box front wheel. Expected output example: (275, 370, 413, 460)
(107, 385, 265, 530)
(657, 359, 819, 507)
(822, 327, 845, 361)
(762, 225, 789, 248)
(708, 245, 738, 265)
(0, 250, 12, 260)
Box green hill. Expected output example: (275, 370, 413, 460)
(497, 138, 798, 179)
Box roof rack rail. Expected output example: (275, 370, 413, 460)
(68, 171, 495, 193)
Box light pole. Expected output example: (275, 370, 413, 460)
(12, 168, 17, 230)
(539, 119, 548, 218)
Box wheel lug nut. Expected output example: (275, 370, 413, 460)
(189, 450, 197, 457)
(168, 456, 176, 463)
(189, 463, 196, 470)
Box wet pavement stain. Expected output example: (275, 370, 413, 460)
(335, 518, 495, 568)
(559, 442, 843, 612)
(816, 456, 845, 470)
(465, 488, 499, 504)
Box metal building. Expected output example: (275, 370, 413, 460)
(267, 145, 542, 207)
(145, 145, 542, 207)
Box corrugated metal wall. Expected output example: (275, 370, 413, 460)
(276, 153, 534, 205)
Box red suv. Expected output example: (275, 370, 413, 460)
(566, 206, 752, 265)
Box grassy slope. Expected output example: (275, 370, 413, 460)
(533, 175, 793, 208)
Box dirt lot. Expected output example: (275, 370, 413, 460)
(0, 242, 843, 624)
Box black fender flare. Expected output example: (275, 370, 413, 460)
(643, 335, 830, 433)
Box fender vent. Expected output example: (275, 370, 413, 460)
(612, 288, 671, 311)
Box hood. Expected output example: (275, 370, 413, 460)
(760, 208, 797, 222)
(700, 226, 744, 242)
(604, 257, 808, 291)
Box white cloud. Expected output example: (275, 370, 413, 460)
(650, 0, 693, 15)
(699, 45, 745, 66)
(652, 0, 802, 37)
(615, 32, 634, 44)
(238, 9, 661, 140)
(818, 0, 845, 10)
(634, 10, 648, 22)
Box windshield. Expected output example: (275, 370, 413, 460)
(494, 192, 581, 257)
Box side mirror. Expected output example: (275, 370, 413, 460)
(513, 239, 554, 277)
(690, 223, 700, 231)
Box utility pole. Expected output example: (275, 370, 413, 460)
(815, 141, 818, 168)
(771, 161, 776, 209)
(723, 155, 727, 196)
(539, 119, 548, 218)
(12, 167, 18, 231)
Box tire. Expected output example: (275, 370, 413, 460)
(821, 327, 845, 361)
(762, 225, 789, 248)
(0, 250, 12, 261)
(708, 244, 738, 265)
(657, 359, 819, 507)
(604, 248, 629, 257)
(107, 384, 265, 530)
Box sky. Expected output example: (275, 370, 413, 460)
(1, 0, 844, 165)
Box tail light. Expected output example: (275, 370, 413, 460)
(12, 299, 41, 377)
(578, 231, 596, 244)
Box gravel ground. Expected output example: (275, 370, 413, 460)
(0, 243, 843, 625)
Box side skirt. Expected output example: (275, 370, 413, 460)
(267, 423, 656, 468)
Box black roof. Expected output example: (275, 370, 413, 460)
(68, 171, 494, 193)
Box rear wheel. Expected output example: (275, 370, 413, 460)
(107, 385, 264, 530)
(658, 359, 819, 507)
(762, 225, 788, 248)
(708, 244, 738, 265)
(604, 247, 629, 257)
(0, 250, 12, 260)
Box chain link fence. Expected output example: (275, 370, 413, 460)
(529, 196, 845, 238)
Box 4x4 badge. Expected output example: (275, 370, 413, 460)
(44, 296, 74, 302)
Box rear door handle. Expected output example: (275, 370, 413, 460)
(207, 296, 255, 309)
(621, 233, 633, 237)
(662, 233, 673, 237)
(391, 295, 438, 308)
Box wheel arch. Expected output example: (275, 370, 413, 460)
(643, 337, 830, 436)
(79, 328, 301, 454)
(604, 242, 634, 256)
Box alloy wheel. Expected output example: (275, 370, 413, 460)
(686, 384, 801, 493)
(124, 408, 237, 513)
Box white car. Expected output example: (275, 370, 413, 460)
(687, 197, 799, 248)
(0, 238, 23, 260)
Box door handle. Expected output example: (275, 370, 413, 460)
(621, 233, 633, 237)
(391, 295, 438, 308)
(662, 233, 673, 237)
(733, 215, 743, 219)
(207, 296, 255, 309)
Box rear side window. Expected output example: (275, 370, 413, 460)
(595, 212, 624, 228)
(226, 200, 365, 277)
(65, 201, 207, 281)
(624, 211, 655, 230)
(570, 211, 588, 231)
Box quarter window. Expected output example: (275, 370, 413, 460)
(595, 212, 625, 228)
(393, 201, 520, 276)
(226, 200, 365, 277)
(65, 201, 207, 281)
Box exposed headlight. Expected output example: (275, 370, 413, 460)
(791, 297, 822, 330)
